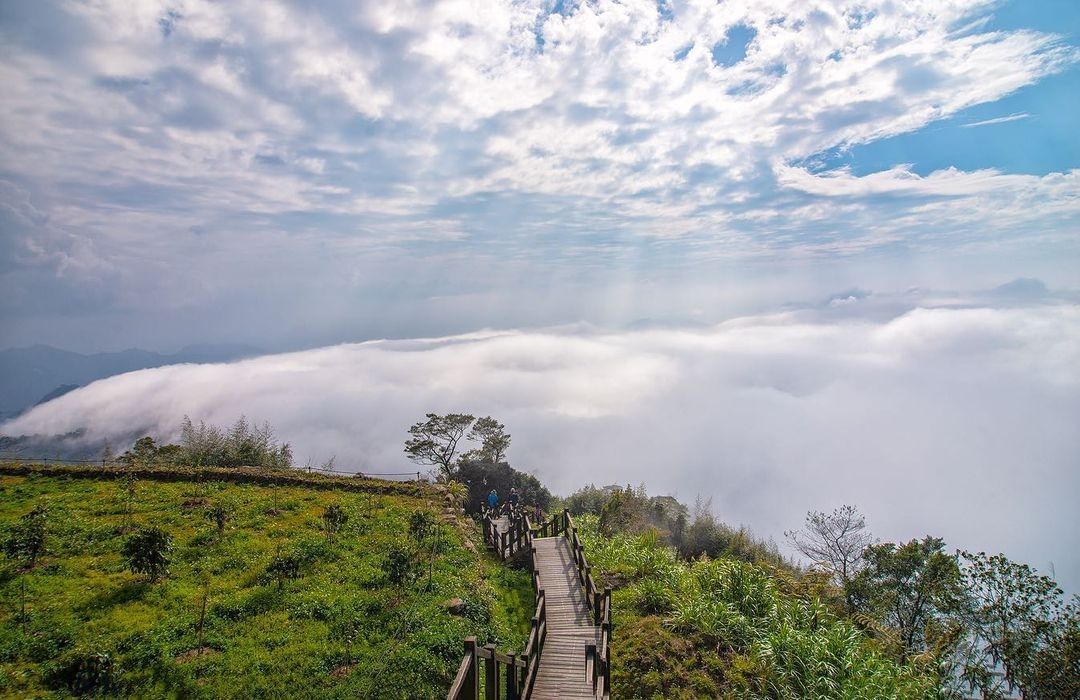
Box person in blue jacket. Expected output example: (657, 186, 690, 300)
(487, 489, 498, 512)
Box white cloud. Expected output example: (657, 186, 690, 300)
(4, 303, 1079, 590)
(961, 112, 1031, 128)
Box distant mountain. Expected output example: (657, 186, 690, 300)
(0, 343, 262, 419)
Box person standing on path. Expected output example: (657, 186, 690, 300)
(487, 489, 498, 514)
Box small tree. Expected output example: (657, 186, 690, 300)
(205, 504, 230, 534)
(324, 505, 348, 546)
(404, 413, 476, 480)
(785, 505, 872, 611)
(122, 527, 173, 581)
(4, 504, 47, 568)
(408, 510, 435, 545)
(266, 552, 302, 589)
(118, 473, 138, 530)
(129, 436, 158, 466)
(383, 544, 414, 585)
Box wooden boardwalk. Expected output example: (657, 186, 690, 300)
(449, 509, 610, 700)
(529, 535, 601, 698)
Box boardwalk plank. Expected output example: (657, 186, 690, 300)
(487, 516, 601, 700)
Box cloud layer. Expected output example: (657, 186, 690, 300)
(1, 1, 1078, 349)
(5, 301, 1078, 589)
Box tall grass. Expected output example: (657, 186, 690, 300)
(575, 515, 937, 698)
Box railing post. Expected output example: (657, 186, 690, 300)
(464, 637, 478, 700)
(585, 643, 597, 687)
(594, 589, 602, 625)
(484, 644, 498, 700)
(507, 652, 518, 700)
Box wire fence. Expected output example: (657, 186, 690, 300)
(0, 455, 425, 482)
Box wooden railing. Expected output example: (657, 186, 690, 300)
(481, 506, 532, 561)
(449, 507, 611, 700)
(450, 507, 546, 699)
(560, 510, 612, 699)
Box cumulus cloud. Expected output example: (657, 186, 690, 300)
(5, 303, 1078, 590)
(1, 1, 1078, 349)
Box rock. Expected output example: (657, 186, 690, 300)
(462, 539, 477, 553)
(446, 597, 466, 615)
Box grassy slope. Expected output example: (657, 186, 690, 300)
(0, 468, 532, 698)
(574, 515, 938, 700)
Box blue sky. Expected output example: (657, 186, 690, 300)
(0, 0, 1077, 352)
(1, 0, 1078, 589)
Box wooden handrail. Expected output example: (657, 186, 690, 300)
(450, 507, 611, 699)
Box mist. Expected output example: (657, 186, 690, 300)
(4, 302, 1078, 590)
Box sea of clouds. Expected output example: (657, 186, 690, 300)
(4, 302, 1079, 589)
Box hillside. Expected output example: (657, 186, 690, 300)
(0, 465, 531, 698)
(572, 515, 936, 698)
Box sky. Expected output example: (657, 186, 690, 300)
(0, 2, 1078, 584)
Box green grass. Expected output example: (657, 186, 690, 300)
(0, 470, 529, 698)
(574, 514, 939, 699)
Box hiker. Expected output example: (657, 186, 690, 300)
(487, 489, 498, 514)
(506, 487, 520, 515)
(533, 502, 542, 523)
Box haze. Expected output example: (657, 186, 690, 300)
(1, 2, 1078, 588)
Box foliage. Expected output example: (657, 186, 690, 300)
(575, 514, 938, 698)
(1028, 605, 1080, 699)
(323, 504, 348, 546)
(383, 543, 415, 585)
(785, 505, 872, 610)
(847, 537, 966, 661)
(460, 416, 511, 465)
(408, 509, 435, 545)
(0, 470, 527, 697)
(205, 503, 230, 533)
(122, 526, 173, 581)
(959, 550, 1072, 697)
(179, 415, 293, 470)
(266, 552, 304, 589)
(455, 460, 551, 514)
(4, 503, 47, 567)
(558, 483, 619, 516)
(47, 649, 117, 696)
(403, 413, 477, 479)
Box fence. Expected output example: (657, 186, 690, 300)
(448, 508, 611, 700)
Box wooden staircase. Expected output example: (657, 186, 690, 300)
(447, 509, 611, 699)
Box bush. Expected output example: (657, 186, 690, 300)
(178, 415, 293, 469)
(205, 503, 230, 533)
(47, 649, 117, 696)
(266, 552, 303, 589)
(4, 504, 47, 566)
(122, 527, 172, 581)
(383, 544, 414, 585)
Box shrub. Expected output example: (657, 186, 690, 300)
(122, 527, 173, 581)
(179, 415, 293, 469)
(323, 504, 348, 545)
(47, 649, 117, 696)
(4, 504, 47, 567)
(205, 503, 230, 533)
(408, 509, 435, 544)
(383, 544, 414, 585)
(266, 552, 303, 589)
